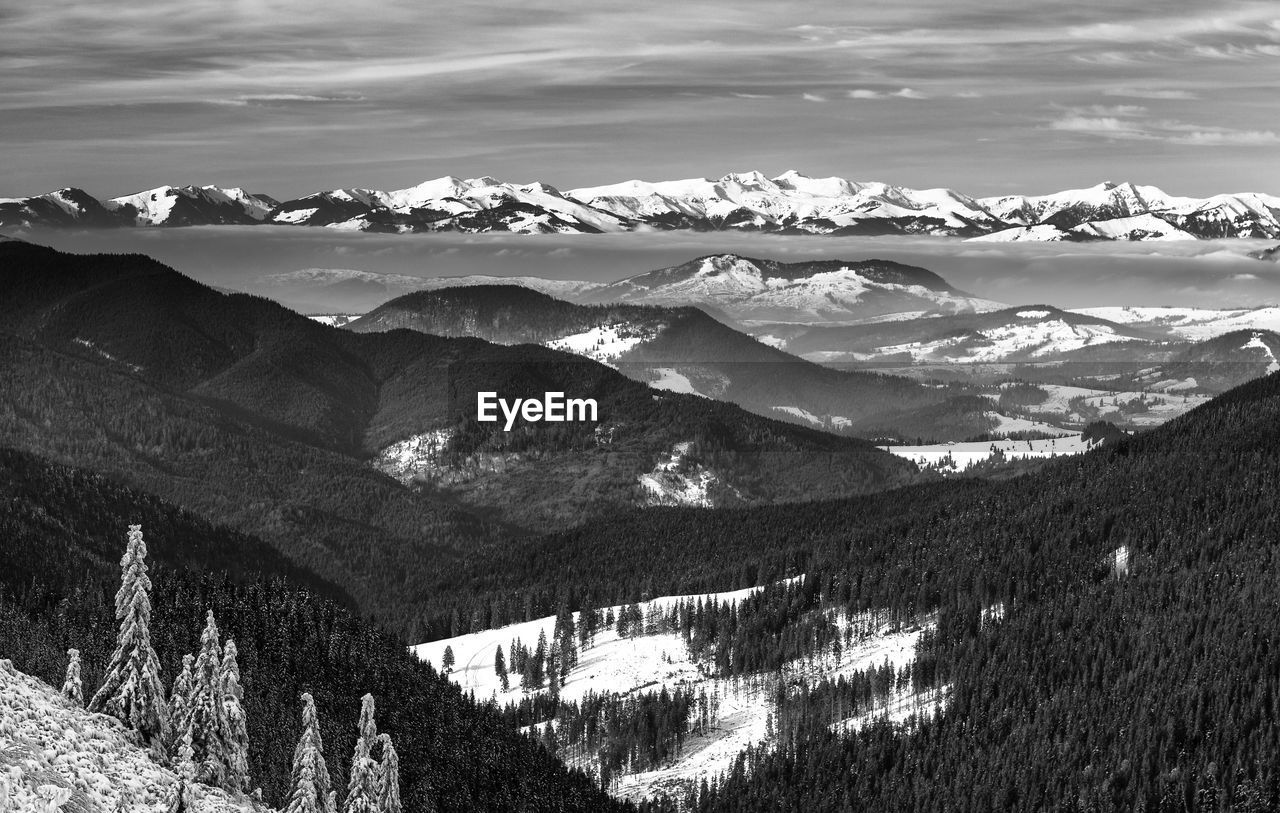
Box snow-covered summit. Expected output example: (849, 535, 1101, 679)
(582, 253, 1002, 323)
(5, 173, 1278, 240)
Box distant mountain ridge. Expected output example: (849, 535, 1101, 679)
(345, 284, 956, 437)
(4, 173, 1278, 240)
(581, 253, 1001, 322)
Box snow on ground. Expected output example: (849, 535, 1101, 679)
(413, 581, 796, 701)
(638, 442, 720, 507)
(871, 319, 1140, 364)
(0, 659, 261, 812)
(374, 429, 454, 484)
(883, 433, 1100, 472)
(1243, 332, 1280, 373)
(771, 406, 853, 431)
(1071, 306, 1280, 341)
(72, 337, 143, 373)
(545, 323, 658, 366)
(307, 313, 361, 327)
(412, 582, 942, 806)
(647, 368, 704, 396)
(987, 382, 1211, 427)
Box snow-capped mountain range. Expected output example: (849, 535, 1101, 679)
(4, 173, 1279, 240)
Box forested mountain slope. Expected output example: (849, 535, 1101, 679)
(417, 372, 1280, 810)
(347, 284, 953, 438)
(0, 241, 912, 629)
(0, 446, 628, 812)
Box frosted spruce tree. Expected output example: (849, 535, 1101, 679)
(284, 693, 335, 813)
(168, 653, 196, 754)
(89, 524, 169, 751)
(344, 694, 379, 813)
(374, 734, 403, 813)
(61, 648, 82, 706)
(220, 639, 251, 793)
(185, 610, 230, 788)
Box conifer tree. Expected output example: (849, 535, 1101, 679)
(61, 648, 82, 706)
(344, 694, 379, 813)
(185, 610, 230, 788)
(495, 646, 509, 692)
(168, 654, 196, 754)
(220, 639, 251, 793)
(284, 693, 334, 813)
(441, 646, 455, 674)
(374, 734, 403, 813)
(89, 525, 169, 751)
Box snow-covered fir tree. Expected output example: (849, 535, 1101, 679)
(61, 648, 82, 706)
(168, 653, 196, 754)
(284, 693, 335, 813)
(185, 610, 231, 788)
(344, 693, 379, 813)
(375, 734, 403, 813)
(89, 524, 169, 751)
(220, 639, 251, 793)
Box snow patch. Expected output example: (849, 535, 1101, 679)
(638, 442, 719, 507)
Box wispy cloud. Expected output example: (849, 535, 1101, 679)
(1105, 87, 1199, 100)
(1048, 103, 1280, 146)
(847, 87, 929, 100)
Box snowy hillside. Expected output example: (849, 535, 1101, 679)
(584, 254, 1002, 323)
(0, 659, 265, 812)
(1071, 306, 1280, 341)
(105, 185, 278, 226)
(7, 173, 1278, 239)
(545, 323, 661, 365)
(412, 582, 945, 804)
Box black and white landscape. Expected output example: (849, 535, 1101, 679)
(4, 2, 1280, 812)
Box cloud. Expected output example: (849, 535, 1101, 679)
(1105, 87, 1199, 100)
(1048, 106, 1280, 147)
(802, 92, 827, 102)
(1171, 129, 1280, 145)
(847, 87, 928, 100)
(1049, 116, 1151, 139)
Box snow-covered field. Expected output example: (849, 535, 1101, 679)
(884, 433, 1100, 472)
(1072, 306, 1280, 341)
(988, 383, 1211, 427)
(771, 405, 852, 431)
(307, 313, 361, 328)
(646, 368, 705, 396)
(0, 659, 259, 812)
(413, 582, 944, 805)
(869, 318, 1141, 364)
(545, 323, 659, 365)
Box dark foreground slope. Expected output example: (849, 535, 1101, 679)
(430, 373, 1280, 810)
(0, 446, 625, 812)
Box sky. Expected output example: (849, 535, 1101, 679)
(2, 0, 1279, 199)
